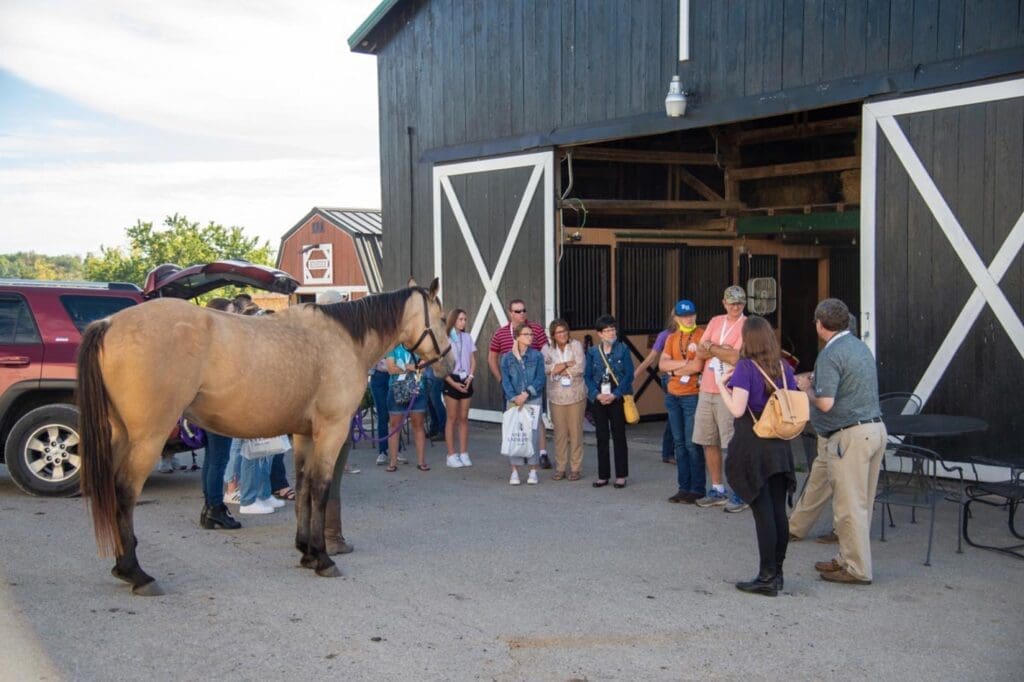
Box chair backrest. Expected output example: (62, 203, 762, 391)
(879, 392, 923, 416)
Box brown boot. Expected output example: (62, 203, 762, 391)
(324, 499, 354, 555)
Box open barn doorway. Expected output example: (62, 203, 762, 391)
(556, 104, 863, 412)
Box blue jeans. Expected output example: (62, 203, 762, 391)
(665, 393, 705, 495)
(370, 369, 390, 454)
(270, 452, 289, 492)
(239, 453, 272, 505)
(660, 376, 673, 460)
(224, 438, 242, 484)
(202, 432, 232, 507)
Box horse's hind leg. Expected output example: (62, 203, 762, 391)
(294, 430, 346, 577)
(110, 436, 165, 596)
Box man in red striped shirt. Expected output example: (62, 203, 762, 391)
(488, 298, 550, 466)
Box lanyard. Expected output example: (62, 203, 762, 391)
(719, 316, 741, 344)
(825, 330, 850, 348)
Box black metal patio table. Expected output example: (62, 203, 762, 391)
(882, 414, 988, 439)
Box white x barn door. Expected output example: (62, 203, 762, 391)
(433, 151, 555, 422)
(861, 78, 1024, 467)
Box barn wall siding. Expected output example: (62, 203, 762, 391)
(372, 0, 1024, 288)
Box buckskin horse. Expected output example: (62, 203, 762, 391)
(77, 279, 449, 595)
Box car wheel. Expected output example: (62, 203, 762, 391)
(4, 404, 82, 497)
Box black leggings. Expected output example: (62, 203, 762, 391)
(749, 473, 790, 576)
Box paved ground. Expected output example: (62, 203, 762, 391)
(1, 421, 1022, 681)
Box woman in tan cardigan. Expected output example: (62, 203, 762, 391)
(542, 319, 587, 480)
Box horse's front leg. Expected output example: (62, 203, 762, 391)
(294, 430, 346, 576)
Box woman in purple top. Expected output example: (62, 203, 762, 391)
(717, 316, 797, 598)
(443, 309, 476, 469)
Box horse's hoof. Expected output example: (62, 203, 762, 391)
(315, 564, 342, 578)
(131, 581, 165, 597)
(299, 555, 317, 569)
(111, 567, 133, 584)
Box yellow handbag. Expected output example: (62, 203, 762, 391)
(598, 346, 640, 425)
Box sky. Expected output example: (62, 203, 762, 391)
(0, 0, 382, 256)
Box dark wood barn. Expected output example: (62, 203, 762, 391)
(276, 207, 384, 303)
(349, 0, 1024, 460)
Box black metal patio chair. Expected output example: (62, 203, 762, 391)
(962, 454, 1024, 560)
(878, 392, 924, 417)
(875, 443, 965, 566)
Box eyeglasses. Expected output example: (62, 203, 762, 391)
(511, 308, 526, 314)
(519, 332, 533, 338)
(599, 327, 616, 333)
(554, 329, 570, 335)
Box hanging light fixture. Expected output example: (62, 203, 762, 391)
(665, 75, 687, 117)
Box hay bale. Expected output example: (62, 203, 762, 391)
(841, 169, 860, 203)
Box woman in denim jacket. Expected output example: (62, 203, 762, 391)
(500, 323, 546, 485)
(584, 315, 634, 488)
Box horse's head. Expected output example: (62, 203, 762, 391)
(403, 277, 451, 374)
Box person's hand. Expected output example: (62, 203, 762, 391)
(796, 373, 812, 392)
(721, 367, 734, 384)
(514, 392, 528, 407)
(598, 393, 614, 405)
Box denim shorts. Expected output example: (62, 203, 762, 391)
(388, 383, 427, 415)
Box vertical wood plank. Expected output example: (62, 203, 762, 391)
(763, 0, 785, 92)
(744, 0, 764, 96)
(842, 0, 867, 77)
(935, 0, 966, 60)
(802, 0, 824, 84)
(864, 0, 891, 74)
(822, 0, 846, 80)
(781, 0, 804, 89)
(911, 0, 940, 66)
(887, 0, 915, 70)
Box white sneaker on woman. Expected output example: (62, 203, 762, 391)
(238, 499, 275, 515)
(527, 470, 539, 485)
(459, 453, 472, 467)
(446, 455, 463, 468)
(262, 496, 286, 509)
(509, 470, 521, 486)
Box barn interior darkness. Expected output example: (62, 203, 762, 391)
(557, 104, 861, 371)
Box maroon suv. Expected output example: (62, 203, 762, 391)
(0, 261, 298, 496)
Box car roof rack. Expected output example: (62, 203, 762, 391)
(0, 279, 142, 292)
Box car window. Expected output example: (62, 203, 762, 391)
(0, 296, 42, 344)
(59, 295, 138, 333)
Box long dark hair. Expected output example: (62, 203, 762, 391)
(446, 308, 467, 337)
(549, 318, 570, 349)
(740, 316, 783, 385)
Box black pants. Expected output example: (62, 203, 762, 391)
(590, 399, 628, 480)
(749, 473, 790, 577)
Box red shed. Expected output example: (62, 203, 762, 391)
(276, 207, 383, 303)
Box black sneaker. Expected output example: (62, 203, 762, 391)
(668, 491, 694, 504)
(539, 454, 552, 469)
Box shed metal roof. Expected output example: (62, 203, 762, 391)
(348, 0, 406, 54)
(277, 207, 384, 294)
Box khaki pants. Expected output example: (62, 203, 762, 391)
(824, 422, 887, 581)
(788, 452, 834, 539)
(550, 400, 586, 473)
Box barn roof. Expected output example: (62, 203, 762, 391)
(277, 207, 384, 293)
(348, 0, 408, 54)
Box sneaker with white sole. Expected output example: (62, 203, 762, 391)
(695, 490, 729, 508)
(225, 489, 241, 505)
(459, 453, 473, 467)
(261, 496, 286, 509)
(509, 470, 521, 486)
(527, 470, 538, 485)
(724, 501, 749, 513)
(446, 455, 463, 468)
(376, 453, 388, 465)
(238, 499, 275, 515)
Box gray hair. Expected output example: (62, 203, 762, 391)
(814, 298, 851, 333)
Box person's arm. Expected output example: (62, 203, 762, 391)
(488, 349, 501, 381)
(529, 353, 546, 396)
(569, 341, 585, 378)
(718, 381, 750, 418)
(709, 344, 741, 366)
(467, 348, 477, 385)
(500, 355, 515, 401)
(613, 346, 634, 399)
(634, 348, 660, 380)
(385, 356, 402, 375)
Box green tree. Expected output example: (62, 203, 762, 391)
(83, 215, 275, 291)
(0, 252, 84, 280)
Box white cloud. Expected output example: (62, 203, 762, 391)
(0, 156, 382, 255)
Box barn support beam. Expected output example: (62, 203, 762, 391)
(560, 199, 743, 213)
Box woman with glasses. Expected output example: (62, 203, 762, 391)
(584, 315, 634, 488)
(500, 323, 546, 485)
(543, 319, 586, 480)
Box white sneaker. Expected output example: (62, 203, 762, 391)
(225, 489, 240, 505)
(376, 453, 388, 465)
(238, 499, 275, 515)
(527, 470, 538, 485)
(446, 455, 463, 468)
(509, 470, 521, 486)
(459, 453, 473, 467)
(261, 496, 286, 509)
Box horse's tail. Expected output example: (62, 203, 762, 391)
(77, 319, 121, 556)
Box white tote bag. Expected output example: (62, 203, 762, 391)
(240, 435, 291, 460)
(500, 407, 535, 458)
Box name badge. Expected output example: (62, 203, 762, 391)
(679, 374, 690, 384)
(600, 382, 612, 395)
(560, 376, 572, 387)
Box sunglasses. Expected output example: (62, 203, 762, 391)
(511, 308, 526, 314)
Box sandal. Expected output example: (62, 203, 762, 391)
(386, 464, 398, 472)
(417, 464, 431, 472)
(273, 487, 296, 501)
(568, 472, 581, 481)
(552, 471, 565, 481)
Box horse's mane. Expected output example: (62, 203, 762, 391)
(313, 287, 424, 344)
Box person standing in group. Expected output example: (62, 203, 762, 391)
(796, 299, 887, 586)
(198, 297, 241, 530)
(716, 316, 798, 596)
(693, 286, 748, 512)
(584, 315, 633, 489)
(443, 308, 476, 469)
(370, 357, 405, 466)
(658, 299, 706, 504)
(385, 344, 430, 472)
(489, 299, 551, 467)
(423, 364, 447, 443)
(543, 319, 587, 481)
(633, 315, 676, 464)
(501, 323, 546, 485)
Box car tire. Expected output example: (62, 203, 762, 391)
(4, 403, 82, 497)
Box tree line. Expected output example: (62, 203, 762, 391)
(3, 215, 274, 286)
